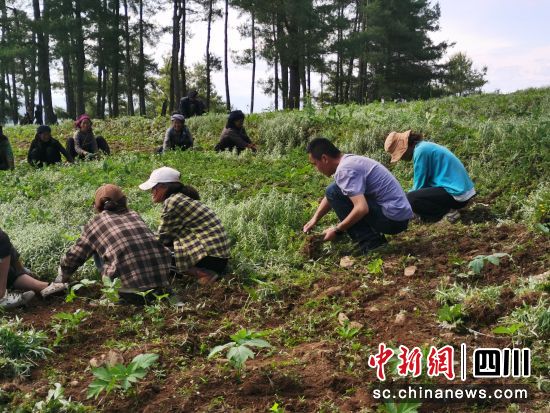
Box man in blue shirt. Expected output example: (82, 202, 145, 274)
(385, 130, 476, 223)
(303, 137, 413, 253)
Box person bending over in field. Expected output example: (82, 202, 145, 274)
(0, 125, 14, 171)
(179, 90, 206, 118)
(53, 184, 172, 304)
(140, 167, 231, 285)
(158, 113, 193, 153)
(385, 130, 476, 223)
(215, 110, 257, 154)
(28, 125, 74, 167)
(303, 138, 413, 254)
(0, 229, 67, 309)
(66, 114, 110, 160)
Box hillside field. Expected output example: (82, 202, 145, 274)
(0, 89, 549, 412)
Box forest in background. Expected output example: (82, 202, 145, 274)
(0, 0, 488, 124)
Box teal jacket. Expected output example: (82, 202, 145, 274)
(412, 141, 474, 196)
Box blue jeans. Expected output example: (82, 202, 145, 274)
(325, 183, 409, 249)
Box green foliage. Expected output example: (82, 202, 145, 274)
(87, 353, 159, 399)
(367, 257, 384, 275)
(33, 383, 90, 412)
(336, 322, 361, 340)
(521, 182, 550, 232)
(437, 304, 465, 324)
(51, 309, 91, 347)
(100, 276, 122, 305)
(493, 323, 524, 335)
(468, 253, 511, 275)
(0, 317, 52, 379)
(65, 279, 97, 303)
(269, 402, 285, 413)
(497, 298, 550, 343)
(378, 401, 422, 413)
(208, 329, 272, 372)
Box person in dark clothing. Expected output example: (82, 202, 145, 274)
(214, 110, 257, 154)
(66, 114, 110, 160)
(34, 104, 43, 125)
(179, 90, 206, 118)
(158, 113, 193, 153)
(28, 125, 74, 167)
(21, 110, 33, 125)
(0, 126, 14, 171)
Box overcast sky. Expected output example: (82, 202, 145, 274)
(51, 0, 550, 114)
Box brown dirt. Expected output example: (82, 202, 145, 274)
(1, 222, 548, 412)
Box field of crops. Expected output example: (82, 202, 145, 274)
(0, 88, 548, 412)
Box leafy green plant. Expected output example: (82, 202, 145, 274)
(0, 317, 52, 378)
(51, 309, 91, 346)
(367, 257, 384, 275)
(493, 323, 524, 335)
(269, 402, 285, 413)
(336, 321, 361, 340)
(87, 353, 159, 399)
(65, 278, 97, 303)
(208, 329, 272, 373)
(100, 276, 122, 305)
(468, 252, 511, 275)
(378, 401, 422, 413)
(33, 383, 90, 412)
(437, 304, 465, 324)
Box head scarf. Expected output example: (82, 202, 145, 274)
(75, 114, 92, 129)
(171, 114, 185, 122)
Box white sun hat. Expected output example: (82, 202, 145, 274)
(139, 166, 181, 190)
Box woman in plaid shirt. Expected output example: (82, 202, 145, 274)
(140, 167, 231, 285)
(55, 184, 172, 302)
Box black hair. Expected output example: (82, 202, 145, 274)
(226, 110, 245, 129)
(306, 137, 342, 160)
(97, 196, 129, 213)
(162, 182, 201, 201)
(408, 132, 424, 147)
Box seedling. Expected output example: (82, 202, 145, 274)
(493, 323, 524, 335)
(468, 252, 511, 275)
(367, 257, 384, 275)
(100, 276, 122, 305)
(65, 278, 97, 303)
(208, 329, 272, 374)
(51, 309, 91, 347)
(336, 321, 361, 340)
(378, 401, 422, 413)
(87, 353, 159, 399)
(33, 383, 89, 412)
(437, 304, 464, 324)
(269, 402, 285, 413)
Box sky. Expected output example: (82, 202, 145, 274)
(53, 0, 550, 114)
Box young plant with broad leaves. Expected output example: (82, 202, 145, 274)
(51, 309, 91, 347)
(208, 329, 272, 374)
(87, 353, 159, 399)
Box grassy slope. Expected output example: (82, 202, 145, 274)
(0, 89, 548, 412)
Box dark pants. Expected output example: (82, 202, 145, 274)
(325, 183, 409, 251)
(196, 256, 228, 274)
(66, 136, 110, 159)
(407, 187, 470, 222)
(0, 230, 23, 288)
(29, 147, 62, 167)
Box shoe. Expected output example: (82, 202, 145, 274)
(0, 291, 35, 309)
(444, 209, 461, 223)
(358, 236, 388, 255)
(40, 282, 68, 298)
(196, 271, 219, 286)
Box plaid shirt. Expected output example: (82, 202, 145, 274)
(60, 210, 171, 290)
(158, 193, 230, 271)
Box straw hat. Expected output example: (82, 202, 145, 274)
(384, 130, 412, 163)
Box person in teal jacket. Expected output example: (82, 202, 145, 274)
(385, 130, 475, 223)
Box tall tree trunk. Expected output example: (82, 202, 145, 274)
(32, 0, 56, 124)
(123, 0, 134, 115)
(10, 52, 19, 124)
(0, 0, 6, 122)
(288, 60, 300, 110)
(223, 0, 230, 111)
(96, 0, 107, 118)
(102, 68, 108, 116)
(61, 52, 76, 119)
(138, 0, 146, 115)
(250, 9, 256, 113)
(179, 0, 187, 96)
(169, 0, 180, 113)
(111, 0, 120, 117)
(271, 18, 278, 110)
(29, 32, 37, 116)
(74, 0, 86, 115)
(96, 65, 103, 117)
(205, 0, 213, 111)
